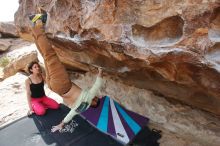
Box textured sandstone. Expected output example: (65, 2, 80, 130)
(0, 39, 11, 52)
(3, 51, 38, 78)
(0, 22, 19, 38)
(14, 0, 220, 115)
(0, 40, 38, 78)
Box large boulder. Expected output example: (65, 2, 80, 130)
(14, 0, 220, 115)
(0, 22, 19, 38)
(0, 38, 32, 52)
(0, 39, 11, 52)
(3, 51, 38, 79)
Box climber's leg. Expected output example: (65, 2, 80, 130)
(31, 22, 72, 95)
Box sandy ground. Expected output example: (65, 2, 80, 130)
(0, 72, 62, 128)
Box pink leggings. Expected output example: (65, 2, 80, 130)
(31, 96, 59, 115)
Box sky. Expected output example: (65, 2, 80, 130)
(0, 0, 19, 22)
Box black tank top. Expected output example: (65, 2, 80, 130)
(29, 77, 45, 98)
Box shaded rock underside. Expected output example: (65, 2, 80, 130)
(13, 0, 220, 115)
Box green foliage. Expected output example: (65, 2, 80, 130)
(0, 56, 10, 67)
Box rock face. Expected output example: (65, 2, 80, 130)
(15, 0, 220, 115)
(0, 22, 19, 38)
(0, 39, 39, 78)
(0, 39, 11, 52)
(75, 72, 220, 146)
(3, 51, 38, 78)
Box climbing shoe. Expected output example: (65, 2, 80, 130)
(29, 13, 47, 25)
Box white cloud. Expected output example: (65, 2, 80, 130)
(0, 0, 19, 22)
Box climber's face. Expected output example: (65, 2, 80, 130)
(31, 63, 41, 74)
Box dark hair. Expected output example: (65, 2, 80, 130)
(91, 98, 100, 108)
(27, 61, 39, 74)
